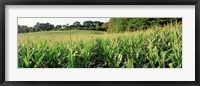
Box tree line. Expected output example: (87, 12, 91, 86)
(18, 20, 108, 33)
(107, 18, 182, 33)
(18, 18, 181, 33)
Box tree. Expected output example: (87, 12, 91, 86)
(107, 18, 182, 33)
(96, 22, 108, 31)
(83, 20, 93, 26)
(55, 25, 62, 30)
(93, 21, 103, 26)
(18, 25, 29, 33)
(34, 22, 54, 31)
(73, 21, 82, 30)
(62, 23, 70, 30)
(73, 21, 81, 27)
(83, 20, 95, 30)
(34, 22, 41, 32)
(108, 18, 129, 33)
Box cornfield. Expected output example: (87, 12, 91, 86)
(18, 23, 182, 68)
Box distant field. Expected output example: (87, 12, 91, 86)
(18, 24, 182, 68)
(18, 30, 144, 45)
(18, 30, 106, 44)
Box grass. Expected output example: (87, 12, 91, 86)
(18, 23, 182, 68)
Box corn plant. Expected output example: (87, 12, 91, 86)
(18, 23, 182, 68)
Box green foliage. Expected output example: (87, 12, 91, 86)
(96, 22, 108, 31)
(18, 23, 182, 68)
(18, 20, 105, 33)
(108, 18, 129, 33)
(108, 18, 181, 33)
(73, 21, 81, 27)
(34, 22, 54, 31)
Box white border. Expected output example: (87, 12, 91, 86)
(5, 5, 195, 81)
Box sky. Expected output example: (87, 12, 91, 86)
(18, 18, 110, 27)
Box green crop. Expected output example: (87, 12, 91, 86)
(18, 23, 182, 68)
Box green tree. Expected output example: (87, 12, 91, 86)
(55, 25, 62, 30)
(99, 22, 108, 31)
(73, 21, 81, 27)
(108, 18, 182, 33)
